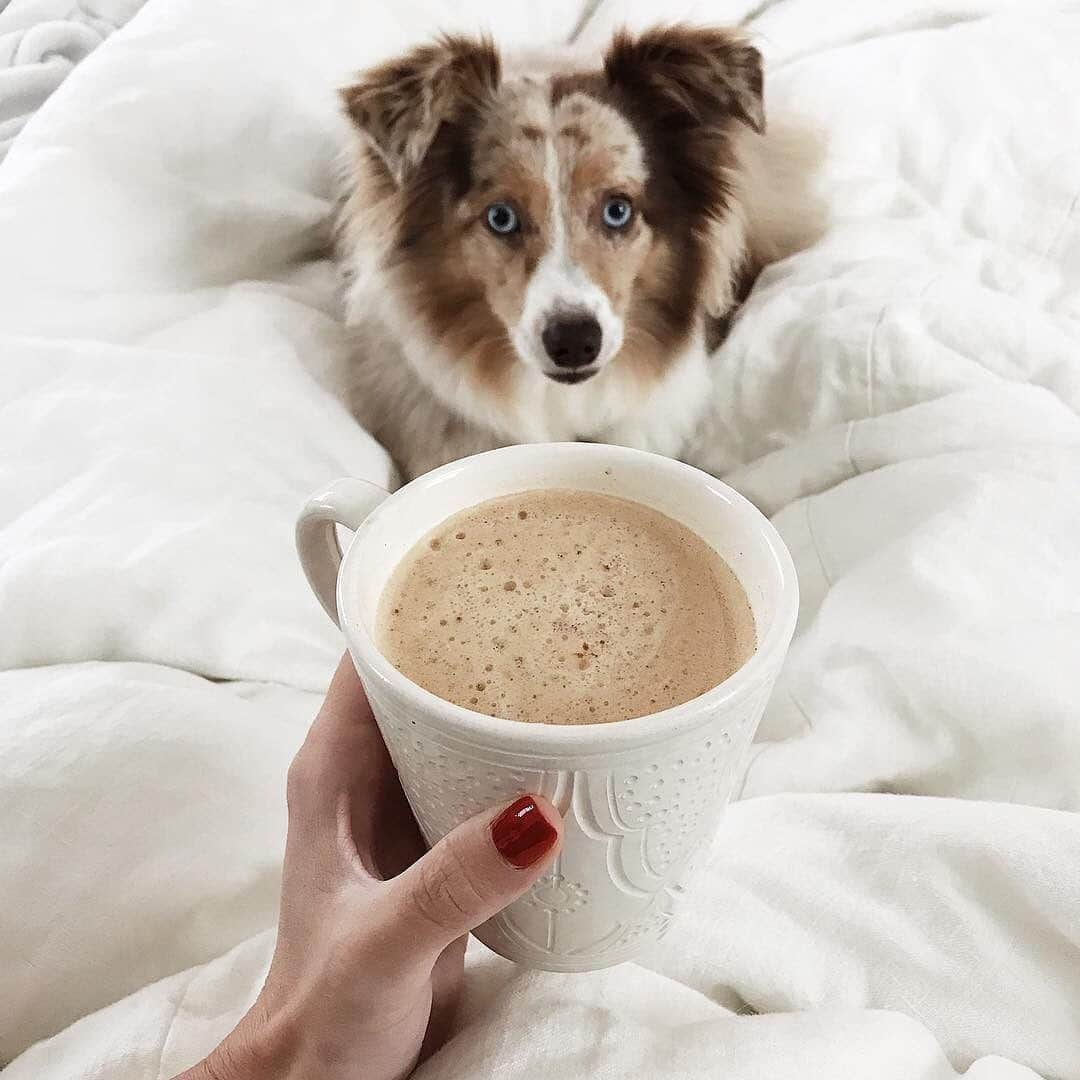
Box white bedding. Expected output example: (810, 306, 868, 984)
(0, 0, 147, 161)
(1, 0, 1078, 1077)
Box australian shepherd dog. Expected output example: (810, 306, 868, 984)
(335, 25, 823, 479)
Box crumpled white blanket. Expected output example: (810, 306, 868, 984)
(1, 0, 1078, 1077)
(0, 0, 146, 160)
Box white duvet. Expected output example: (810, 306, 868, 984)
(0, 0, 148, 162)
(1, 0, 1078, 1077)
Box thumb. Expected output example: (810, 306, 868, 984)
(384, 795, 562, 962)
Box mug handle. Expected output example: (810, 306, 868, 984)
(296, 477, 389, 626)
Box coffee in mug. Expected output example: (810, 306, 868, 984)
(377, 489, 755, 725)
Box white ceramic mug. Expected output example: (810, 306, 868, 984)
(296, 443, 797, 971)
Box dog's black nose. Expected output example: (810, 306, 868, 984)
(542, 314, 602, 369)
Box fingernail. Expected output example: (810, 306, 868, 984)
(491, 795, 558, 869)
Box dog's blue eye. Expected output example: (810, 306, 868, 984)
(485, 202, 519, 235)
(601, 196, 633, 230)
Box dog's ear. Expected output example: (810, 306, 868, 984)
(604, 25, 764, 134)
(341, 35, 501, 185)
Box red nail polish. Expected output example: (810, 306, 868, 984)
(491, 795, 558, 869)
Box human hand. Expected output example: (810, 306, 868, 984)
(176, 655, 562, 1080)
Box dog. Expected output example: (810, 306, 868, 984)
(335, 25, 823, 480)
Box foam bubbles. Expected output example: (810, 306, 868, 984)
(376, 490, 756, 725)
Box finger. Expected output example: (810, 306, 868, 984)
(304, 653, 374, 760)
(368, 769, 426, 880)
(380, 795, 562, 963)
(285, 654, 393, 872)
(418, 936, 466, 1063)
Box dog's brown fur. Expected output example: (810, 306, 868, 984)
(336, 27, 824, 479)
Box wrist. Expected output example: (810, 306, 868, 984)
(175, 998, 298, 1080)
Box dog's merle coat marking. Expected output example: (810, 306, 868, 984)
(335, 26, 824, 479)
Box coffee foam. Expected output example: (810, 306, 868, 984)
(376, 489, 756, 725)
